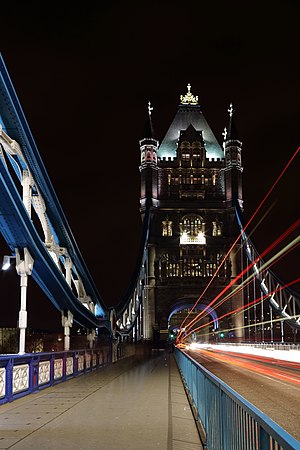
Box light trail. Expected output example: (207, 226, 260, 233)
(177, 146, 300, 340)
(182, 278, 300, 341)
(186, 343, 300, 362)
(229, 200, 278, 262)
(188, 348, 300, 386)
(205, 314, 300, 341)
(182, 240, 300, 335)
(179, 225, 300, 340)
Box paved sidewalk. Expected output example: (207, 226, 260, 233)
(0, 352, 203, 450)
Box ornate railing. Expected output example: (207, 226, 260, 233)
(0, 347, 111, 405)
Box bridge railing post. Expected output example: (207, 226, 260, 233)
(15, 248, 34, 355)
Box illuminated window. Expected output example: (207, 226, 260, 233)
(212, 220, 223, 237)
(180, 215, 206, 245)
(182, 153, 190, 161)
(146, 148, 152, 161)
(182, 174, 191, 184)
(212, 172, 217, 186)
(205, 263, 216, 277)
(167, 262, 179, 277)
(162, 220, 173, 237)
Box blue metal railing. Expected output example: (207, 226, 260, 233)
(174, 348, 300, 450)
(0, 347, 111, 405)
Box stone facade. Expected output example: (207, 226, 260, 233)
(139, 90, 244, 343)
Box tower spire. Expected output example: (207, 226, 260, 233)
(226, 102, 239, 141)
(139, 101, 159, 212)
(142, 100, 155, 139)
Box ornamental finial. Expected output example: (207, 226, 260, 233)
(222, 127, 227, 141)
(180, 83, 198, 105)
(228, 103, 234, 117)
(148, 101, 153, 116)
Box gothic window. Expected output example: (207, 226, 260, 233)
(153, 149, 157, 162)
(182, 152, 190, 161)
(205, 262, 217, 277)
(180, 214, 206, 245)
(162, 220, 173, 237)
(167, 262, 179, 277)
(146, 149, 152, 161)
(212, 172, 217, 186)
(182, 258, 203, 277)
(193, 151, 201, 161)
(182, 174, 191, 184)
(212, 220, 223, 237)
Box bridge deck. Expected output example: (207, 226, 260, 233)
(0, 351, 203, 450)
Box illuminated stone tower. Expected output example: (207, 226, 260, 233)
(139, 86, 244, 344)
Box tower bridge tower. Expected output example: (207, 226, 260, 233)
(139, 86, 244, 344)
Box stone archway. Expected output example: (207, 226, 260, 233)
(164, 297, 219, 343)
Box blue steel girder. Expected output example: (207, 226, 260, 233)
(0, 54, 110, 330)
(0, 156, 109, 329)
(0, 55, 106, 308)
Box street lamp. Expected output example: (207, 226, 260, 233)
(2, 255, 16, 271)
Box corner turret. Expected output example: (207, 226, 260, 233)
(223, 103, 243, 209)
(139, 102, 159, 213)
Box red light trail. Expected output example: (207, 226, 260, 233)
(176, 147, 300, 343)
(178, 223, 300, 341)
(182, 277, 300, 340)
(188, 348, 300, 386)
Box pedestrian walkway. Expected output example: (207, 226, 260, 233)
(0, 351, 203, 450)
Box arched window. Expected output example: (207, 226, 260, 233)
(162, 220, 173, 237)
(180, 215, 206, 245)
(212, 219, 223, 237)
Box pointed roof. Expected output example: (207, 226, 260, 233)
(158, 86, 223, 160)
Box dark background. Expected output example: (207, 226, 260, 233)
(0, 1, 299, 330)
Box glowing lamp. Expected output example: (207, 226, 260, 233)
(2, 255, 14, 270)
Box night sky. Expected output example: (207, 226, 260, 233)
(0, 1, 299, 330)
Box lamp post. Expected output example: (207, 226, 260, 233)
(2, 248, 34, 354)
(15, 248, 34, 354)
